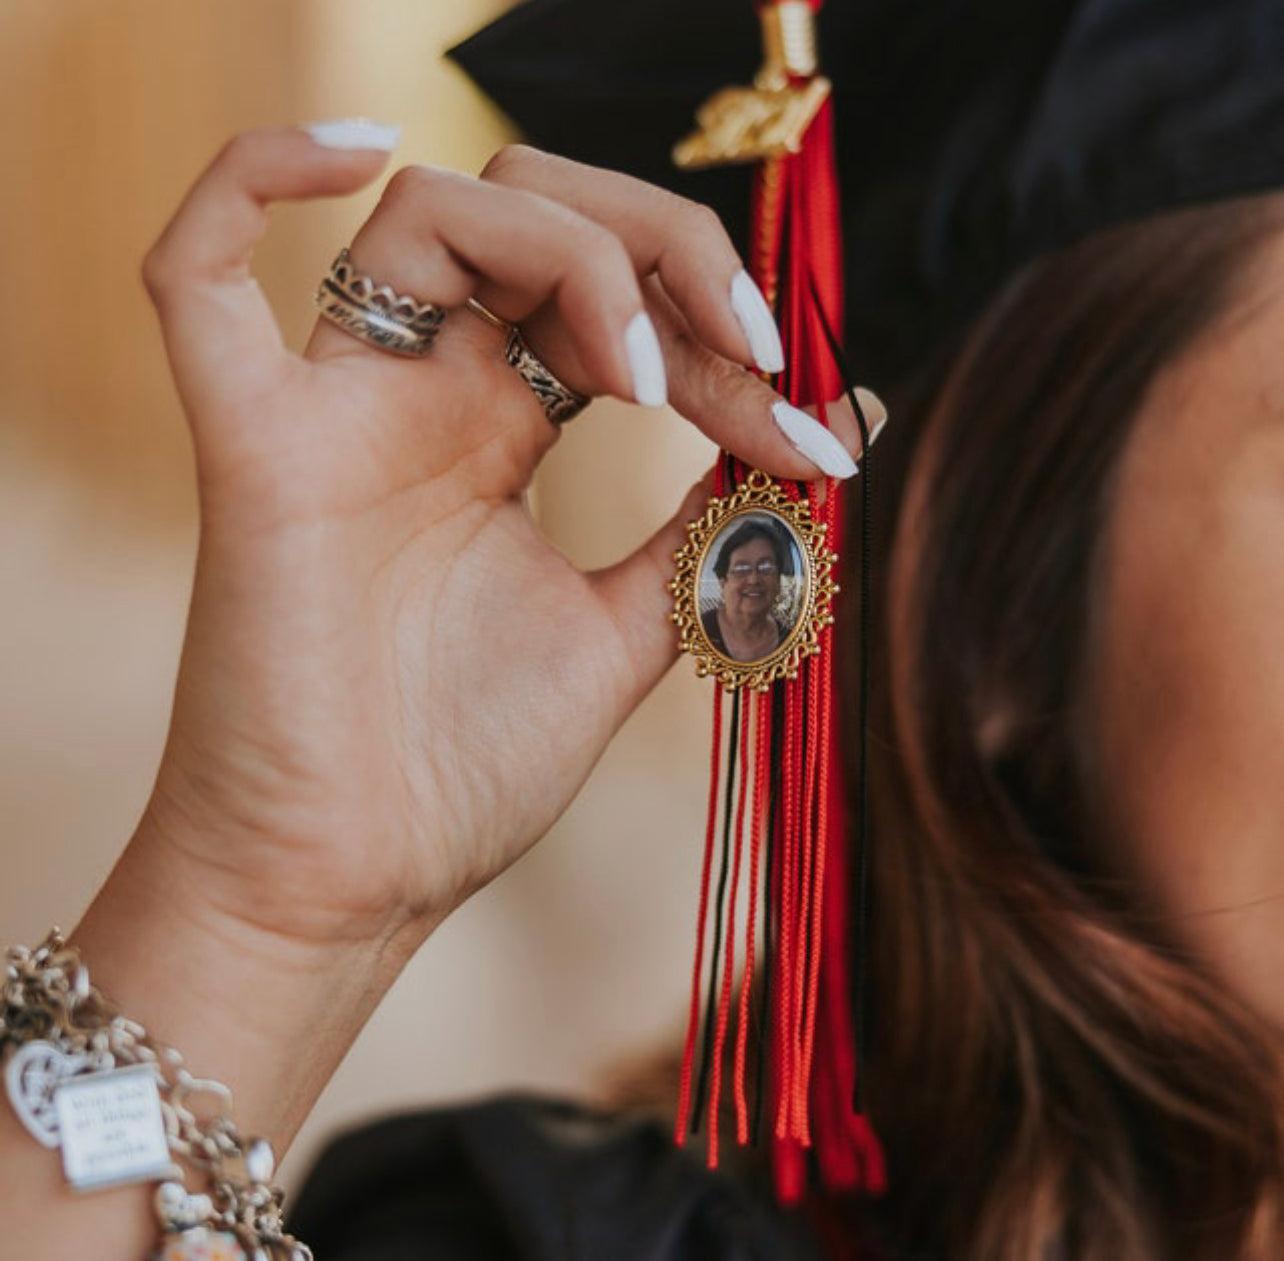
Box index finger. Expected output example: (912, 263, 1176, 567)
(481, 145, 783, 376)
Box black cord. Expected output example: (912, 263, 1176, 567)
(807, 273, 874, 1115)
(691, 687, 741, 1135)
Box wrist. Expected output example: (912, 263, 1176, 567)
(0, 814, 413, 1261)
(141, 748, 454, 951)
(72, 810, 432, 1150)
(143, 738, 452, 941)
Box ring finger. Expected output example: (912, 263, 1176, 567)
(306, 163, 666, 411)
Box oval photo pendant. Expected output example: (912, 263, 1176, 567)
(671, 470, 838, 691)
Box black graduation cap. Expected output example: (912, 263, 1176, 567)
(450, 0, 1284, 391)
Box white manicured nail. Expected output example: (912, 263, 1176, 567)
(825, 387, 889, 450)
(729, 270, 785, 374)
(304, 118, 401, 151)
(772, 400, 858, 479)
(625, 311, 668, 407)
(852, 386, 889, 441)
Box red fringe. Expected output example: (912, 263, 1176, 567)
(734, 690, 770, 1142)
(676, 60, 886, 1215)
(706, 689, 754, 1168)
(675, 685, 724, 1145)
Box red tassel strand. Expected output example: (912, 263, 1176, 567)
(706, 687, 754, 1168)
(734, 688, 770, 1142)
(675, 684, 725, 1144)
(775, 663, 801, 1140)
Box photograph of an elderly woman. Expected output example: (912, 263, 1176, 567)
(699, 513, 803, 663)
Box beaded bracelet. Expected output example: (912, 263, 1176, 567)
(1, 930, 312, 1261)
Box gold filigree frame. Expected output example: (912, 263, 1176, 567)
(670, 470, 838, 691)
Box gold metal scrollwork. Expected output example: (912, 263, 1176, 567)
(670, 470, 839, 692)
(672, 1, 829, 169)
(672, 79, 831, 169)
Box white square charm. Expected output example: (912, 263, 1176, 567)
(54, 1064, 176, 1190)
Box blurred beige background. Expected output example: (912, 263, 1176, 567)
(0, 0, 717, 1186)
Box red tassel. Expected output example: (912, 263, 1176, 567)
(762, 81, 887, 1207)
(676, 0, 886, 1210)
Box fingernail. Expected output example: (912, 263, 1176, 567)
(826, 387, 890, 448)
(729, 270, 785, 374)
(625, 311, 668, 407)
(304, 118, 401, 151)
(772, 400, 858, 479)
(853, 386, 889, 442)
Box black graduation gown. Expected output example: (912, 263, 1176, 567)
(289, 1097, 825, 1260)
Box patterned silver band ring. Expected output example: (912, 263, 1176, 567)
(315, 248, 445, 358)
(504, 328, 591, 427)
(465, 301, 590, 426)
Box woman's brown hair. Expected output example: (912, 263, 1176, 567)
(857, 196, 1284, 1260)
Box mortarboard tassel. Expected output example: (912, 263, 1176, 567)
(670, 0, 886, 1209)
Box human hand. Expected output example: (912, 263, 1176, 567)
(132, 125, 868, 957)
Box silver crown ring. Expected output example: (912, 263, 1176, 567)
(315, 248, 445, 357)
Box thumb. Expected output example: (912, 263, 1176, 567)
(590, 467, 718, 712)
(142, 124, 398, 422)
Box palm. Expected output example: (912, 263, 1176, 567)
(391, 504, 625, 897)
(157, 339, 658, 940)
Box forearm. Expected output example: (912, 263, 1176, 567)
(0, 815, 434, 1261)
